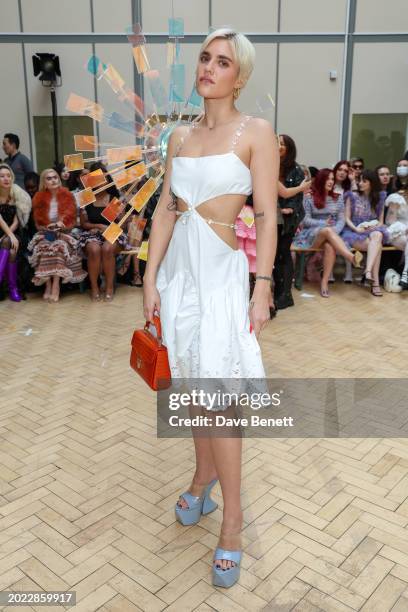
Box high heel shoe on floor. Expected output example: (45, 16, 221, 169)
(371, 284, 383, 297)
(175, 479, 218, 526)
(353, 251, 364, 268)
(212, 546, 242, 588)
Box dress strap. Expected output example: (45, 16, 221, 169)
(173, 119, 199, 158)
(231, 115, 252, 153)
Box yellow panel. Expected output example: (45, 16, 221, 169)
(133, 46, 150, 74)
(137, 240, 149, 261)
(64, 153, 84, 171)
(129, 177, 157, 213)
(106, 146, 143, 165)
(114, 162, 146, 189)
(66, 93, 104, 122)
(75, 188, 96, 208)
(80, 168, 106, 190)
(74, 135, 98, 152)
(103, 223, 123, 244)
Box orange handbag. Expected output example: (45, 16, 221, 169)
(130, 315, 171, 391)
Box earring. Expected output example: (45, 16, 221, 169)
(233, 87, 241, 100)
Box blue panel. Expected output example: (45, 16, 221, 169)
(169, 17, 184, 38)
(169, 64, 185, 104)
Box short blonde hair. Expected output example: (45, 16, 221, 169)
(39, 168, 61, 192)
(200, 28, 255, 87)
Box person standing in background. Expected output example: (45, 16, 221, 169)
(2, 133, 33, 189)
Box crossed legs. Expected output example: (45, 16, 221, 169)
(311, 227, 356, 295)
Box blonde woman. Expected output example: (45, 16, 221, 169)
(0, 163, 31, 301)
(28, 169, 86, 302)
(143, 29, 278, 587)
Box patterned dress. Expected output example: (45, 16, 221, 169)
(341, 191, 389, 247)
(293, 194, 345, 248)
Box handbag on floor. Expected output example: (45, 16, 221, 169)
(130, 315, 171, 390)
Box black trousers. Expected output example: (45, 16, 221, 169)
(273, 225, 295, 307)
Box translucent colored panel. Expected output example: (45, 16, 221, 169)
(167, 42, 176, 66)
(74, 135, 98, 152)
(126, 23, 146, 47)
(75, 188, 96, 208)
(104, 64, 125, 94)
(106, 146, 142, 165)
(137, 240, 149, 261)
(64, 153, 84, 171)
(187, 86, 202, 109)
(133, 46, 150, 74)
(169, 64, 185, 103)
(66, 93, 104, 122)
(107, 112, 137, 136)
(101, 197, 125, 223)
(238, 208, 254, 228)
(169, 17, 184, 38)
(121, 88, 145, 119)
(113, 162, 146, 189)
(145, 70, 167, 112)
(87, 55, 107, 79)
(103, 222, 123, 244)
(129, 177, 157, 213)
(80, 168, 106, 189)
(255, 93, 276, 113)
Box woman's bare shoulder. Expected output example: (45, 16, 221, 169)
(248, 117, 276, 138)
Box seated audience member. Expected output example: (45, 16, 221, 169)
(0, 163, 31, 301)
(384, 160, 408, 289)
(342, 170, 389, 296)
(2, 133, 33, 189)
(293, 168, 362, 297)
(28, 168, 86, 302)
(376, 165, 394, 196)
(24, 172, 40, 238)
(79, 162, 128, 302)
(350, 157, 364, 183)
(333, 160, 352, 195)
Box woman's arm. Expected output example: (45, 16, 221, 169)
(385, 203, 398, 226)
(0, 214, 19, 249)
(250, 119, 279, 334)
(302, 196, 325, 228)
(278, 180, 310, 200)
(344, 196, 360, 231)
(333, 199, 345, 234)
(79, 209, 106, 232)
(143, 128, 185, 286)
(9, 213, 19, 234)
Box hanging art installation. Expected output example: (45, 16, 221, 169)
(64, 17, 275, 259)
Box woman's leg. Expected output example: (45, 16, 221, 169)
(365, 231, 383, 280)
(85, 242, 102, 298)
(101, 241, 120, 298)
(321, 242, 336, 295)
(312, 227, 355, 262)
(210, 434, 242, 570)
(50, 275, 61, 301)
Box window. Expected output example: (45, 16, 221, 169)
(350, 114, 408, 170)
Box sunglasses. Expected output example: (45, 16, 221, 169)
(352, 164, 363, 170)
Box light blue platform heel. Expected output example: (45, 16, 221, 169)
(212, 547, 242, 588)
(175, 479, 218, 526)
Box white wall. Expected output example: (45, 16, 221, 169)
(280, 0, 347, 32)
(20, 0, 91, 32)
(212, 0, 278, 32)
(277, 43, 345, 167)
(142, 0, 209, 32)
(92, 0, 132, 33)
(355, 0, 408, 32)
(0, 45, 31, 161)
(0, 0, 21, 31)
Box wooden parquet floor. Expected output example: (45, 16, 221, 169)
(1, 282, 408, 612)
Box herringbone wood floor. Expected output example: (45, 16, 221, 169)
(1, 282, 408, 612)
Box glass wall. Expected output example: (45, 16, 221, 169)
(350, 114, 408, 170)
